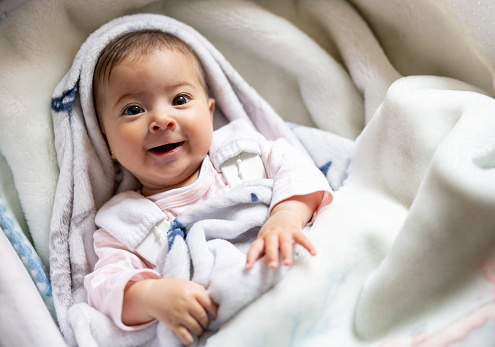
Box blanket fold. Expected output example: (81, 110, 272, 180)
(354, 78, 495, 339)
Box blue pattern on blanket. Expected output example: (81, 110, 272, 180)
(0, 195, 55, 317)
(319, 161, 332, 177)
(250, 193, 259, 202)
(167, 219, 187, 251)
(51, 79, 79, 114)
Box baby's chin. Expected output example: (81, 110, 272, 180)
(140, 167, 202, 196)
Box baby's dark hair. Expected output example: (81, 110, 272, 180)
(93, 29, 210, 113)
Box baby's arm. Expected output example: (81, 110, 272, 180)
(86, 227, 217, 345)
(123, 278, 217, 346)
(245, 191, 323, 269)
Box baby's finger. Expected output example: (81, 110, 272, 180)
(279, 233, 294, 266)
(175, 325, 195, 346)
(182, 313, 204, 337)
(265, 234, 280, 269)
(197, 292, 218, 322)
(294, 232, 317, 256)
(246, 238, 265, 269)
(190, 304, 210, 330)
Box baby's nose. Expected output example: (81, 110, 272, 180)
(150, 114, 176, 132)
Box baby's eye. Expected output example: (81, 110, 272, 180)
(172, 94, 190, 106)
(123, 105, 144, 116)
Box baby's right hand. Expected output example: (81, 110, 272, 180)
(139, 278, 218, 345)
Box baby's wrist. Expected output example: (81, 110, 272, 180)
(270, 208, 305, 227)
(122, 279, 157, 325)
(135, 279, 159, 316)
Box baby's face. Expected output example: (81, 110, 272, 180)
(96, 48, 215, 196)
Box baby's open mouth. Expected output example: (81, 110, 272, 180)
(150, 141, 184, 153)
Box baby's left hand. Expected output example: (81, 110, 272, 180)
(245, 209, 316, 269)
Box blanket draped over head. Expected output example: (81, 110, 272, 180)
(3, 1, 495, 347)
(49, 13, 349, 346)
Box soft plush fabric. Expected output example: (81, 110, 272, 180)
(2, 0, 495, 346)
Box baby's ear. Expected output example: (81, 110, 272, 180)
(208, 98, 215, 121)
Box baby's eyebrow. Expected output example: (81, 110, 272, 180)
(166, 81, 196, 91)
(113, 92, 137, 108)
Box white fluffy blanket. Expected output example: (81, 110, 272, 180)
(2, 0, 495, 346)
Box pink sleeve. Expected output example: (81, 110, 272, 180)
(84, 228, 161, 331)
(260, 138, 333, 215)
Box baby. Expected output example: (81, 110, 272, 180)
(85, 29, 332, 345)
